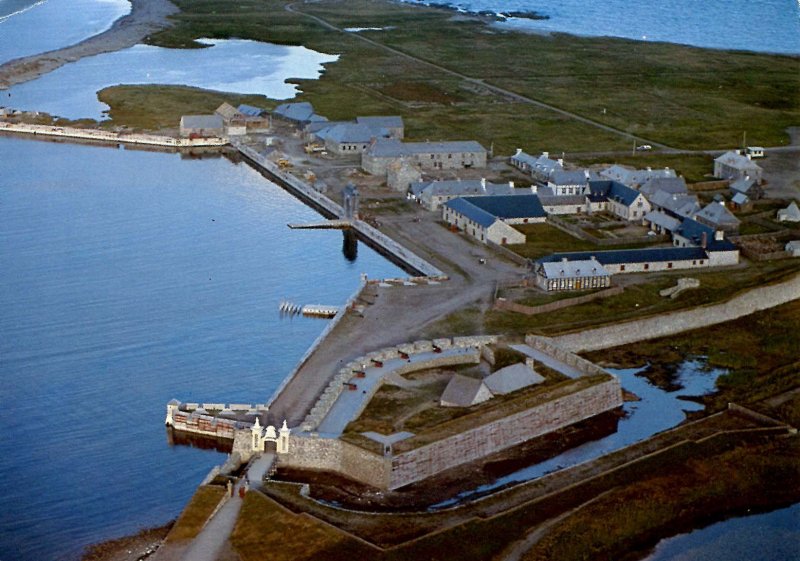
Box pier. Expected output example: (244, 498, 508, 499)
(233, 140, 445, 279)
(0, 121, 228, 147)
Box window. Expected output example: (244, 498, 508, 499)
(620, 265, 626, 271)
(668, 262, 673, 269)
(644, 263, 650, 270)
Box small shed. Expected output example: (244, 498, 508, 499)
(440, 374, 492, 408)
(777, 202, 800, 223)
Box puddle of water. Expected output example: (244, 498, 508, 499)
(4, 38, 338, 119)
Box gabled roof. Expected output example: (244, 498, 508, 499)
(237, 104, 266, 117)
(695, 201, 740, 227)
(441, 375, 490, 407)
(180, 114, 224, 129)
(730, 176, 757, 194)
(715, 150, 763, 171)
(215, 102, 244, 120)
(601, 165, 676, 188)
(444, 197, 498, 228)
(415, 179, 514, 199)
(510, 150, 539, 167)
(538, 247, 709, 266)
(588, 180, 642, 206)
(640, 177, 688, 198)
(539, 258, 610, 279)
(649, 190, 701, 218)
(674, 218, 737, 251)
(731, 192, 750, 205)
(778, 201, 800, 222)
(484, 363, 544, 395)
(405, 140, 486, 154)
(549, 170, 594, 186)
(644, 210, 682, 232)
(273, 102, 324, 122)
(365, 138, 409, 158)
(318, 123, 387, 144)
(460, 194, 546, 220)
(356, 116, 403, 129)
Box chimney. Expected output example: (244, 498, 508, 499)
(508, 181, 515, 188)
(701, 232, 708, 248)
(515, 148, 522, 155)
(584, 169, 590, 179)
(647, 167, 652, 171)
(525, 358, 536, 371)
(715, 230, 724, 241)
(530, 184, 538, 194)
(557, 158, 564, 166)
(543, 151, 549, 158)
(562, 257, 569, 263)
(480, 178, 487, 192)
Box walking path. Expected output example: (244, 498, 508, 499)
(177, 453, 274, 561)
(511, 344, 584, 379)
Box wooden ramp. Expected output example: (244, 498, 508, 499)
(288, 219, 352, 230)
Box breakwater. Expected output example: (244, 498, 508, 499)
(0, 121, 228, 147)
(234, 141, 445, 279)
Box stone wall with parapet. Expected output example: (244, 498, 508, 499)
(280, 435, 391, 488)
(300, 336, 497, 432)
(283, 375, 621, 490)
(387, 376, 621, 489)
(551, 271, 800, 353)
(524, 336, 609, 377)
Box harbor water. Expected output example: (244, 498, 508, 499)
(0, 136, 405, 560)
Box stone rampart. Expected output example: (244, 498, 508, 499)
(280, 435, 391, 488)
(495, 286, 625, 316)
(387, 377, 621, 489)
(552, 271, 800, 352)
(0, 121, 228, 146)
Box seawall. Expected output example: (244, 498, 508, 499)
(552, 271, 800, 352)
(0, 121, 228, 147)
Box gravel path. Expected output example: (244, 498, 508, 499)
(0, 0, 178, 89)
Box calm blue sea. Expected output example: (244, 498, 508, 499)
(0, 136, 405, 560)
(403, 0, 800, 54)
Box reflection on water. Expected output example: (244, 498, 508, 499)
(4, 38, 338, 119)
(434, 360, 724, 507)
(342, 229, 359, 262)
(644, 503, 800, 561)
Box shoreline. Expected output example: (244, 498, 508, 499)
(0, 0, 178, 90)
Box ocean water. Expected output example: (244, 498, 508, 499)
(644, 503, 800, 561)
(3, 38, 338, 120)
(0, 135, 405, 561)
(0, 0, 131, 64)
(403, 0, 800, 54)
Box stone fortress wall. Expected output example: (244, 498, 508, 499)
(552, 271, 800, 353)
(280, 337, 623, 490)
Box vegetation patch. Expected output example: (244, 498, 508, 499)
(166, 485, 226, 542)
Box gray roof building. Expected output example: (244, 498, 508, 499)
(440, 374, 492, 407)
(484, 363, 545, 395)
(694, 201, 740, 231)
(640, 176, 688, 199)
(644, 210, 682, 233)
(273, 102, 327, 124)
(453, 194, 547, 222)
(601, 165, 677, 188)
(649, 190, 701, 219)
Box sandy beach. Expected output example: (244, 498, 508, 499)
(0, 0, 178, 89)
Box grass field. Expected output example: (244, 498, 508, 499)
(122, 0, 800, 153)
(165, 485, 226, 542)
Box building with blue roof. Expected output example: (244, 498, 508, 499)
(442, 195, 546, 245)
(587, 180, 651, 221)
